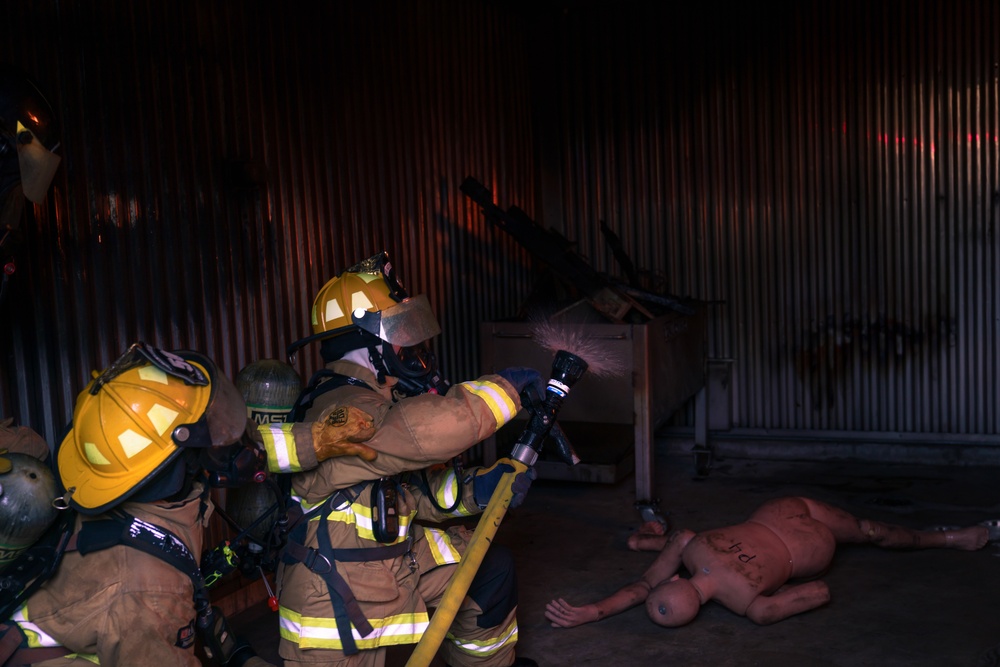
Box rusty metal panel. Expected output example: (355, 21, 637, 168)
(4, 0, 1000, 452)
(536, 0, 1000, 440)
(0, 1, 536, 443)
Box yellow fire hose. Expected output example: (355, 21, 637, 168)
(407, 348, 591, 666)
(405, 457, 528, 667)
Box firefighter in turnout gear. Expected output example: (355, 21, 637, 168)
(1, 343, 378, 667)
(275, 252, 538, 667)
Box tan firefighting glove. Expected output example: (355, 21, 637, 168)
(311, 405, 378, 463)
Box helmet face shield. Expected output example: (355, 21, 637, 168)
(17, 123, 61, 203)
(197, 366, 248, 449)
(88, 343, 210, 396)
(0, 65, 60, 202)
(352, 293, 441, 348)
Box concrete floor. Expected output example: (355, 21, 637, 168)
(233, 447, 1000, 666)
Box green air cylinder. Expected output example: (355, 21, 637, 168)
(231, 359, 302, 544)
(0, 453, 59, 571)
(235, 359, 303, 425)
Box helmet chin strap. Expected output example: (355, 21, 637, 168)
(368, 344, 389, 384)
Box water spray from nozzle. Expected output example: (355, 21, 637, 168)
(507, 320, 627, 467)
(531, 319, 627, 378)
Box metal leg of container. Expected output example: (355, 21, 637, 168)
(693, 385, 712, 476)
(633, 325, 654, 503)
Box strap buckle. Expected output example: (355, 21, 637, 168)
(303, 548, 333, 575)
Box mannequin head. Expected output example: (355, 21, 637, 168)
(646, 577, 702, 628)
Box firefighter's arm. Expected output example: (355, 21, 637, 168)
(310, 405, 378, 461)
(250, 405, 378, 474)
(381, 374, 521, 464)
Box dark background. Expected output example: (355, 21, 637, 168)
(3, 1, 999, 463)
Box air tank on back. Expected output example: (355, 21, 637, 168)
(230, 359, 302, 543)
(235, 359, 303, 427)
(0, 452, 59, 571)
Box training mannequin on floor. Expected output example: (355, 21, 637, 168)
(545, 496, 989, 629)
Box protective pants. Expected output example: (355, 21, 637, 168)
(281, 546, 519, 667)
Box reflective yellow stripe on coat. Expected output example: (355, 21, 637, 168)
(13, 603, 61, 648)
(296, 493, 413, 543)
(457, 380, 517, 429)
(259, 423, 303, 473)
(422, 526, 461, 565)
(279, 606, 430, 651)
(435, 467, 476, 518)
(447, 618, 519, 659)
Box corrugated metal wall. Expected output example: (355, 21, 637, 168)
(537, 0, 1000, 441)
(3, 0, 999, 451)
(0, 1, 536, 443)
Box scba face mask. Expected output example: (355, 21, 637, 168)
(200, 440, 266, 489)
(383, 342, 450, 397)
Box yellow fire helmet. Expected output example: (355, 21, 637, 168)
(287, 251, 441, 357)
(58, 343, 246, 515)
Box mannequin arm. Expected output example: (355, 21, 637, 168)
(545, 580, 653, 628)
(744, 580, 831, 625)
(545, 529, 696, 629)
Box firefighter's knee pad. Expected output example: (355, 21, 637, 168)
(468, 544, 517, 629)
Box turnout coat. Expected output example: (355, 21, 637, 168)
(262, 360, 523, 667)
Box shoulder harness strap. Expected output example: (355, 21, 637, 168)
(289, 371, 373, 422)
(281, 485, 412, 656)
(74, 510, 210, 610)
